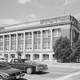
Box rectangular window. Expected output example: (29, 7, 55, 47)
(0, 36, 3, 50)
(43, 30, 51, 49)
(34, 31, 41, 49)
(52, 28, 61, 47)
(25, 32, 32, 50)
(4, 35, 9, 50)
(11, 34, 16, 50)
(18, 33, 24, 51)
(53, 28, 61, 37)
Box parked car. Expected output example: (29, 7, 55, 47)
(9, 58, 48, 74)
(0, 62, 25, 80)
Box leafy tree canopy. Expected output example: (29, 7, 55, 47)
(53, 36, 72, 62)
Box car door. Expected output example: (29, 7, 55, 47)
(15, 59, 26, 70)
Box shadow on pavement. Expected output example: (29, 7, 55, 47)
(34, 71, 49, 75)
(17, 78, 28, 80)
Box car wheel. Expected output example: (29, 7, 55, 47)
(26, 68, 33, 74)
(0, 76, 3, 80)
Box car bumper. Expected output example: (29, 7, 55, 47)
(36, 66, 48, 72)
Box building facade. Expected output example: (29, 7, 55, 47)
(0, 15, 79, 61)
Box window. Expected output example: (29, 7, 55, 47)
(25, 32, 32, 50)
(43, 54, 49, 60)
(52, 28, 61, 47)
(5, 35, 9, 50)
(11, 34, 16, 50)
(4, 54, 8, 59)
(18, 33, 24, 51)
(25, 54, 30, 60)
(43, 30, 51, 49)
(34, 31, 41, 49)
(10, 54, 15, 58)
(33, 54, 39, 60)
(53, 28, 61, 37)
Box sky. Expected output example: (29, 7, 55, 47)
(0, 0, 80, 26)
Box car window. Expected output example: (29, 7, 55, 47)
(10, 59, 14, 63)
(14, 59, 22, 63)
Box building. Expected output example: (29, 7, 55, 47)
(0, 15, 79, 61)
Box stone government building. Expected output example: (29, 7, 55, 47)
(0, 15, 79, 61)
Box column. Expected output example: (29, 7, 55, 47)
(23, 32, 25, 58)
(8, 34, 11, 62)
(40, 54, 43, 61)
(3, 35, 4, 51)
(23, 32, 25, 51)
(16, 33, 18, 51)
(41, 30, 43, 50)
(32, 31, 34, 50)
(31, 54, 33, 61)
(50, 29, 53, 51)
(3, 35, 5, 59)
(9, 34, 11, 51)
(49, 53, 53, 61)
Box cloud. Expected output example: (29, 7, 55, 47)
(0, 19, 21, 26)
(18, 0, 31, 4)
(64, 0, 71, 6)
(24, 14, 37, 21)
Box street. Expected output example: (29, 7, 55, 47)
(21, 63, 80, 80)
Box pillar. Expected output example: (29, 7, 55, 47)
(3, 35, 4, 51)
(41, 30, 43, 50)
(50, 29, 53, 51)
(32, 31, 34, 50)
(39, 54, 43, 61)
(9, 34, 11, 51)
(8, 34, 11, 61)
(22, 32, 25, 58)
(16, 33, 18, 51)
(49, 53, 53, 61)
(31, 54, 33, 61)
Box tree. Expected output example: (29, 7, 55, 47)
(70, 39, 80, 62)
(53, 36, 72, 62)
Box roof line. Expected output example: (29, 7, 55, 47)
(1, 15, 72, 28)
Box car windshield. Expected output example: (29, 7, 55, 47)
(21, 59, 29, 63)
